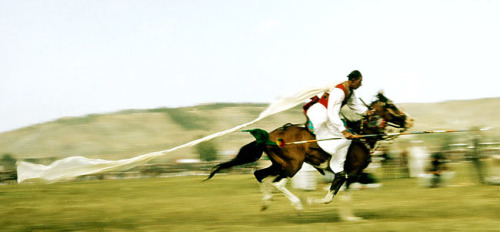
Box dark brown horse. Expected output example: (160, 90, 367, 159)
(206, 93, 413, 217)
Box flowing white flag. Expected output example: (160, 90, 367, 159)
(17, 81, 336, 183)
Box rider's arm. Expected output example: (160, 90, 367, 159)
(326, 87, 347, 133)
(347, 91, 368, 115)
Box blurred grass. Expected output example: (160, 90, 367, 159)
(0, 163, 499, 231)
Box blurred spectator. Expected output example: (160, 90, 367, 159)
(427, 152, 448, 188)
(408, 141, 430, 178)
(291, 163, 317, 191)
(399, 148, 410, 178)
(486, 155, 500, 185)
(349, 172, 382, 190)
(418, 151, 455, 188)
(379, 146, 393, 179)
(468, 133, 485, 184)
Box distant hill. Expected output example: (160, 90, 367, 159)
(1, 98, 499, 162)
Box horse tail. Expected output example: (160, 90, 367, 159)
(205, 141, 265, 181)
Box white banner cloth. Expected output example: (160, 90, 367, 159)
(17, 81, 336, 183)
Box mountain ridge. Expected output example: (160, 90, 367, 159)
(1, 98, 498, 161)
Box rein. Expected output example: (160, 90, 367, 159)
(278, 99, 406, 147)
(360, 115, 387, 132)
(273, 127, 492, 147)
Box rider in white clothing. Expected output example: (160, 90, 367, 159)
(304, 70, 368, 174)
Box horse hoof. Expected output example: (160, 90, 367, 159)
(293, 206, 304, 216)
(306, 197, 332, 205)
(342, 216, 364, 222)
(293, 202, 304, 211)
(261, 200, 272, 212)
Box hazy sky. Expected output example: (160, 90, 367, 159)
(1, 0, 499, 133)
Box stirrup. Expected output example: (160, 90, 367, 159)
(335, 171, 348, 179)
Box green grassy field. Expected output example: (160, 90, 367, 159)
(1, 163, 499, 232)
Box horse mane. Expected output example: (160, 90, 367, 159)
(368, 92, 392, 109)
(343, 119, 362, 134)
(376, 92, 389, 103)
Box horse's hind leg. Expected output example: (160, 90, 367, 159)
(255, 166, 280, 211)
(260, 176, 275, 211)
(270, 175, 303, 211)
(258, 169, 304, 212)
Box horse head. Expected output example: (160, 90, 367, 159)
(367, 91, 414, 133)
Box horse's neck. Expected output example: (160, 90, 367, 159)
(345, 119, 380, 149)
(345, 120, 375, 133)
(345, 120, 362, 134)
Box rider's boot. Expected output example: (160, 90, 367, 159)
(330, 171, 348, 195)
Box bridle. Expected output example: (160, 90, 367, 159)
(367, 100, 408, 130)
(357, 99, 409, 149)
(360, 114, 387, 133)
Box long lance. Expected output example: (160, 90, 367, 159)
(243, 127, 492, 147)
(280, 127, 492, 146)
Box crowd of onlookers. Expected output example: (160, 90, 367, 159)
(290, 134, 500, 191)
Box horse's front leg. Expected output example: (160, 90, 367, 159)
(338, 179, 364, 221)
(308, 171, 347, 204)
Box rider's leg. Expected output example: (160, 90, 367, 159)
(305, 104, 327, 129)
(309, 140, 351, 205)
(328, 139, 352, 174)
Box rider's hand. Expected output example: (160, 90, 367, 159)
(342, 130, 363, 140)
(365, 109, 375, 116)
(342, 130, 355, 139)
